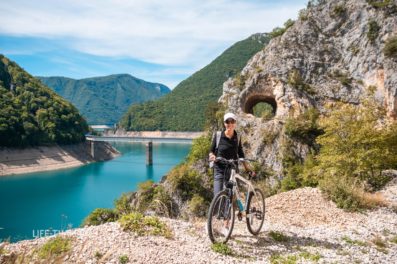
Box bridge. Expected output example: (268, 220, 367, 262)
(86, 135, 194, 164)
(86, 135, 194, 144)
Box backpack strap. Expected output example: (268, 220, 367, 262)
(215, 131, 221, 153)
(215, 130, 241, 156)
(237, 133, 241, 153)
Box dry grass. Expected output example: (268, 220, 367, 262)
(358, 191, 388, 209)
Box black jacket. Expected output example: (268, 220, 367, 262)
(210, 130, 245, 160)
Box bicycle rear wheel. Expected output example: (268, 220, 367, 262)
(207, 190, 235, 243)
(246, 188, 265, 235)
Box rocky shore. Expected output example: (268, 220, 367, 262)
(0, 141, 119, 177)
(1, 181, 396, 263)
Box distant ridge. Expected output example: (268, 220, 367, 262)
(38, 74, 170, 125)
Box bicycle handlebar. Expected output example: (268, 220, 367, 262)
(214, 157, 256, 180)
(215, 157, 252, 163)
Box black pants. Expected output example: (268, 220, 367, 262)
(213, 164, 231, 196)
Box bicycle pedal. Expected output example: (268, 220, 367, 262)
(237, 212, 242, 221)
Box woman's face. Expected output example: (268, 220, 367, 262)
(224, 118, 236, 131)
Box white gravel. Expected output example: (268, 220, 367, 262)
(1, 183, 396, 264)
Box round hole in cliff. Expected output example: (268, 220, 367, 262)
(244, 96, 277, 119)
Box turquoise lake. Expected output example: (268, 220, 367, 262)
(0, 141, 191, 242)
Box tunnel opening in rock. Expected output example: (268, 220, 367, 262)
(244, 96, 277, 119)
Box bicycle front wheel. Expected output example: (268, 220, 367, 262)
(246, 188, 265, 235)
(207, 190, 235, 244)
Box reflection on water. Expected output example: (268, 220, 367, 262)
(0, 141, 191, 242)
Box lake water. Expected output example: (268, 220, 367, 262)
(0, 141, 191, 242)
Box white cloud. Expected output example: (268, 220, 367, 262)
(0, 0, 306, 67)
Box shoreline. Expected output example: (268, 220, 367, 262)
(0, 141, 119, 177)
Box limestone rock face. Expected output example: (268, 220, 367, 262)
(219, 0, 397, 176)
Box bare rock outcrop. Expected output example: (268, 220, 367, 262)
(219, 0, 397, 175)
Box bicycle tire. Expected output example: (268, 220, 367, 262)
(246, 188, 265, 235)
(207, 190, 235, 243)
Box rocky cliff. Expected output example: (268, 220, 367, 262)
(219, 0, 397, 175)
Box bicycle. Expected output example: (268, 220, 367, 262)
(207, 157, 265, 244)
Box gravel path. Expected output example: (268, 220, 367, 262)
(1, 183, 396, 264)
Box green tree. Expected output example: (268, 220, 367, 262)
(316, 99, 397, 185)
(311, 96, 397, 209)
(0, 54, 88, 147)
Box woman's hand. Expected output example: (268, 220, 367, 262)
(209, 153, 216, 162)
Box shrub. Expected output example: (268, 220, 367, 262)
(383, 36, 397, 58)
(234, 73, 246, 88)
(82, 208, 118, 226)
(332, 4, 346, 17)
(299, 9, 308, 21)
(284, 107, 322, 144)
(205, 102, 225, 131)
(167, 164, 203, 200)
(281, 150, 320, 192)
(249, 161, 279, 197)
(320, 175, 387, 211)
(187, 134, 212, 163)
(262, 127, 279, 145)
(94, 251, 103, 260)
(211, 243, 233, 255)
(114, 193, 133, 215)
(280, 164, 303, 192)
(350, 45, 360, 56)
(269, 27, 286, 38)
(371, 235, 388, 248)
(367, 0, 393, 8)
(37, 236, 72, 259)
(119, 255, 129, 264)
(331, 69, 352, 87)
(268, 231, 289, 242)
(288, 69, 315, 95)
(187, 194, 208, 218)
(300, 153, 319, 187)
(269, 19, 295, 39)
(342, 236, 368, 246)
(284, 19, 295, 30)
(367, 20, 380, 43)
(119, 212, 173, 238)
(279, 136, 304, 191)
(149, 185, 173, 217)
(134, 180, 157, 212)
(299, 251, 321, 262)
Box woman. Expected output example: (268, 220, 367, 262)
(208, 112, 255, 196)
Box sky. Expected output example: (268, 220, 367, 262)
(0, 0, 307, 89)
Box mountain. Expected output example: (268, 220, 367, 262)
(38, 74, 170, 125)
(119, 33, 271, 131)
(0, 55, 88, 147)
(219, 0, 397, 175)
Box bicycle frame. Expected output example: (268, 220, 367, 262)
(227, 166, 256, 214)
